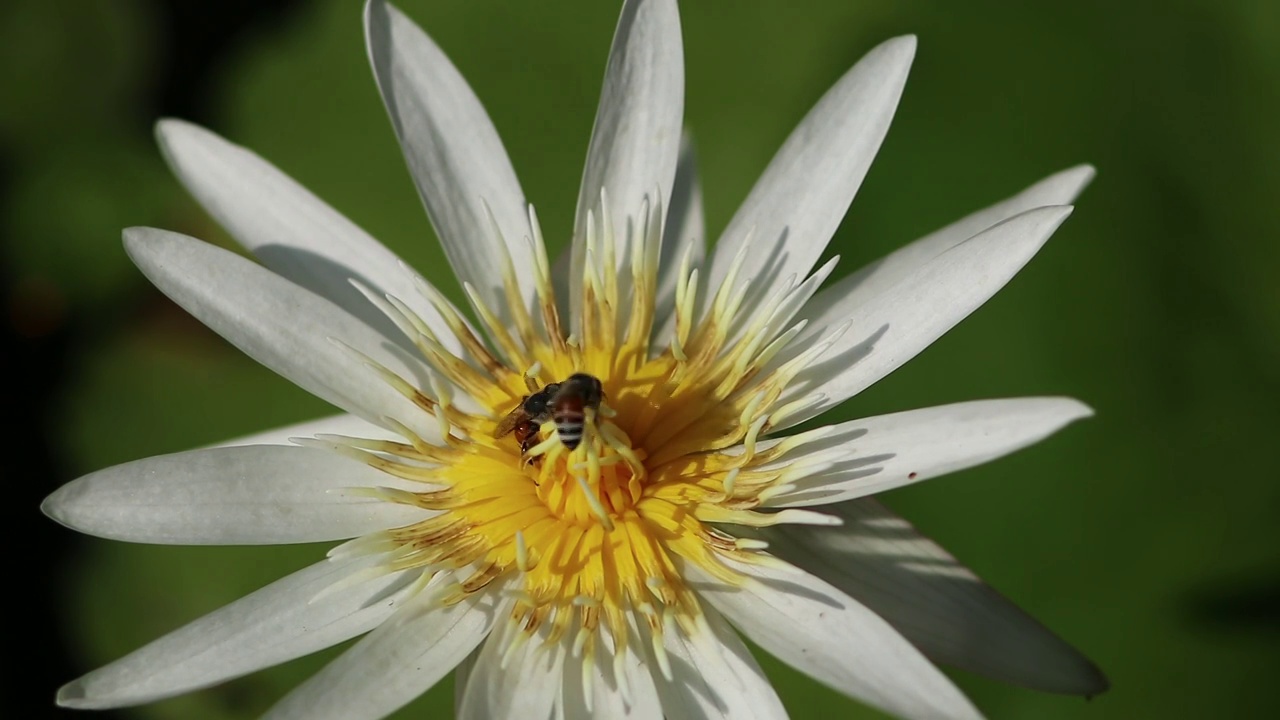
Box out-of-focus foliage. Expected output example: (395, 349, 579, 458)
(10, 0, 1279, 718)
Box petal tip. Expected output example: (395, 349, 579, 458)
(1042, 651, 1111, 697)
(1031, 165, 1096, 205)
(40, 487, 69, 524)
(153, 116, 187, 140)
(121, 226, 159, 254)
(1076, 661, 1112, 698)
(1033, 396, 1094, 425)
(1085, 666, 1112, 697)
(1071, 163, 1098, 186)
(1062, 397, 1096, 422)
(154, 115, 202, 136)
(154, 117, 215, 158)
(56, 679, 90, 708)
(883, 33, 919, 62)
(850, 34, 916, 88)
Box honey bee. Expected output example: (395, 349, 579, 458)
(549, 373, 604, 451)
(493, 373, 605, 453)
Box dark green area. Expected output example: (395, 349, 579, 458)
(7, 0, 1278, 718)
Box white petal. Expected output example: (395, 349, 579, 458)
(800, 165, 1095, 335)
(761, 397, 1093, 508)
(155, 119, 460, 356)
(700, 35, 915, 325)
(650, 606, 787, 720)
(457, 616, 564, 720)
(453, 646, 478, 714)
(567, 0, 684, 325)
(124, 227, 437, 440)
(56, 555, 416, 709)
(209, 413, 410, 448)
(559, 633, 662, 720)
(691, 557, 982, 720)
(776, 205, 1074, 430)
(42, 446, 431, 545)
(652, 134, 705, 346)
(758, 499, 1110, 696)
(265, 586, 497, 720)
(364, 0, 535, 321)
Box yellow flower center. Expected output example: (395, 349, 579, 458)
(319, 198, 840, 673)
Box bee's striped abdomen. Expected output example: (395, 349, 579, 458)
(553, 398, 586, 450)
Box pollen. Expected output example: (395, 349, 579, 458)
(320, 193, 843, 677)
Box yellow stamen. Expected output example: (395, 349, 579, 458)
(328, 196, 847, 674)
(515, 530, 531, 572)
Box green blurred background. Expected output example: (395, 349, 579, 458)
(6, 0, 1278, 717)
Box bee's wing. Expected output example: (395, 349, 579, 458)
(493, 405, 528, 438)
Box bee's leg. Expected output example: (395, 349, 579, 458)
(519, 435, 541, 478)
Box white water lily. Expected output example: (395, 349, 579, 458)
(43, 0, 1108, 718)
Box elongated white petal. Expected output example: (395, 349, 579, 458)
(701, 35, 915, 325)
(265, 588, 497, 720)
(559, 635, 662, 719)
(653, 134, 705, 345)
(457, 617, 564, 720)
(453, 647, 478, 714)
(364, 0, 534, 320)
(691, 558, 982, 720)
(758, 499, 1110, 696)
(776, 205, 1074, 430)
(210, 412, 411, 448)
(761, 398, 1093, 508)
(124, 227, 437, 440)
(56, 555, 416, 709)
(42, 446, 430, 545)
(650, 606, 787, 720)
(155, 119, 458, 356)
(800, 165, 1095, 335)
(568, 0, 684, 324)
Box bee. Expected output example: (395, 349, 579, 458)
(494, 382, 560, 455)
(493, 373, 605, 453)
(549, 373, 604, 451)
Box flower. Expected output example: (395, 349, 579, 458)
(43, 0, 1109, 717)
